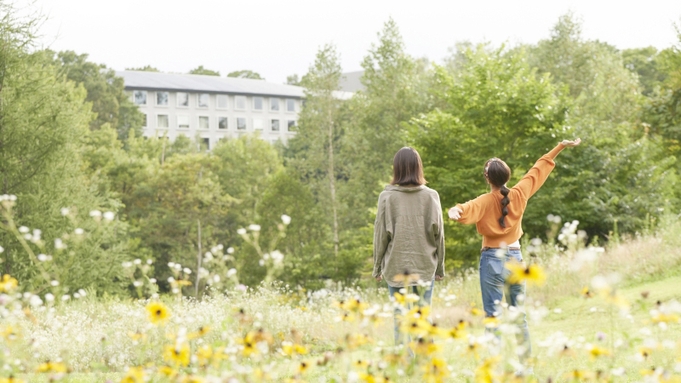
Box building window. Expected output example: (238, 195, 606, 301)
(253, 118, 263, 130)
(286, 99, 296, 112)
(141, 113, 147, 127)
(217, 95, 228, 109)
(198, 93, 209, 108)
(156, 92, 169, 106)
(177, 115, 190, 129)
(271, 119, 280, 131)
(202, 138, 210, 151)
(287, 120, 297, 132)
(133, 90, 147, 105)
(237, 117, 247, 130)
(270, 98, 280, 111)
(199, 116, 210, 130)
(235, 96, 247, 110)
(218, 117, 228, 130)
(157, 114, 169, 128)
(253, 97, 263, 111)
(177, 92, 189, 107)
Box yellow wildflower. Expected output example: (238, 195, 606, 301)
(196, 345, 213, 366)
(422, 357, 449, 383)
(652, 313, 680, 324)
(297, 361, 311, 374)
(564, 370, 595, 380)
(120, 366, 144, 383)
(581, 286, 593, 298)
(163, 343, 190, 367)
(0, 376, 24, 383)
(345, 333, 372, 349)
(180, 376, 205, 383)
(588, 345, 611, 359)
(157, 366, 177, 378)
(0, 274, 18, 292)
(36, 361, 67, 373)
(474, 357, 500, 383)
(392, 271, 420, 284)
(506, 261, 546, 286)
(188, 326, 211, 339)
(1, 326, 18, 342)
(127, 331, 146, 342)
(281, 341, 308, 356)
(410, 338, 440, 356)
(482, 316, 500, 329)
(146, 302, 170, 325)
(392, 292, 419, 306)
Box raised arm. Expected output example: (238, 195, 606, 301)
(433, 195, 445, 281)
(513, 138, 581, 199)
(448, 194, 487, 224)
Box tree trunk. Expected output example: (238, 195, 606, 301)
(327, 119, 339, 257)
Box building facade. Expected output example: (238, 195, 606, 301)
(118, 71, 304, 149)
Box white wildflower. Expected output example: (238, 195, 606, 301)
(133, 259, 141, 265)
(0, 245, 5, 253)
(103, 211, 115, 221)
(227, 268, 237, 278)
(78, 289, 86, 297)
(18, 226, 29, 234)
(60, 207, 70, 216)
(248, 224, 261, 232)
(74, 228, 84, 235)
(50, 280, 59, 287)
(54, 238, 66, 250)
(121, 262, 133, 268)
(61, 295, 70, 301)
(89, 210, 102, 218)
(44, 293, 54, 302)
(37, 254, 48, 262)
(236, 228, 247, 235)
(281, 214, 291, 225)
(133, 281, 143, 287)
(146, 259, 153, 265)
(183, 268, 192, 274)
(227, 247, 234, 254)
(149, 278, 157, 284)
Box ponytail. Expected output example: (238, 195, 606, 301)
(484, 158, 512, 228)
(498, 185, 510, 228)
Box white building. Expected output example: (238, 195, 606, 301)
(118, 71, 304, 149)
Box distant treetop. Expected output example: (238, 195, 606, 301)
(189, 65, 220, 76)
(227, 70, 264, 80)
(126, 65, 160, 72)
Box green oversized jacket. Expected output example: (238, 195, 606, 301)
(372, 185, 445, 287)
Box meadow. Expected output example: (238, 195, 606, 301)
(2, 213, 681, 383)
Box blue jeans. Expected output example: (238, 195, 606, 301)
(479, 248, 531, 361)
(388, 281, 434, 345)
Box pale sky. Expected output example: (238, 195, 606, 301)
(25, 0, 681, 83)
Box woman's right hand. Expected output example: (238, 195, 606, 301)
(560, 138, 581, 147)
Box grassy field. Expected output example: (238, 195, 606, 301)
(6, 220, 681, 382)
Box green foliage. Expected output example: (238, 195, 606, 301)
(622, 46, 667, 96)
(410, 44, 566, 264)
(189, 65, 220, 76)
(126, 65, 160, 72)
(227, 70, 264, 80)
(51, 50, 145, 141)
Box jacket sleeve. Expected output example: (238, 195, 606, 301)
(454, 194, 487, 225)
(372, 195, 389, 278)
(513, 143, 564, 199)
(434, 194, 446, 278)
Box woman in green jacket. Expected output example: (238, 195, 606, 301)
(373, 147, 445, 344)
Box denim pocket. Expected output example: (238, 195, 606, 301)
(487, 257, 505, 275)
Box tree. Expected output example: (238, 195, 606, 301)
(0, 6, 131, 293)
(622, 47, 667, 96)
(286, 44, 345, 259)
(53, 50, 145, 141)
(126, 65, 160, 72)
(189, 65, 220, 76)
(227, 70, 264, 80)
(286, 74, 300, 85)
(411, 44, 566, 263)
(526, 13, 678, 238)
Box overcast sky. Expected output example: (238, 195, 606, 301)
(26, 0, 681, 83)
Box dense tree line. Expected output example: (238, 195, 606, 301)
(1, 6, 680, 295)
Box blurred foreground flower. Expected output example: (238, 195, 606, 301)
(506, 262, 546, 286)
(146, 302, 171, 325)
(0, 274, 18, 292)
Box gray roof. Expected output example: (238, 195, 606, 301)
(339, 70, 365, 93)
(117, 71, 305, 98)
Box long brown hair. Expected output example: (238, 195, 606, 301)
(484, 158, 511, 227)
(391, 147, 427, 186)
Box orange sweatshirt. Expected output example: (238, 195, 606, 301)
(454, 144, 565, 248)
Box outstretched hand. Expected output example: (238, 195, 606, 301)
(448, 207, 462, 220)
(561, 138, 581, 147)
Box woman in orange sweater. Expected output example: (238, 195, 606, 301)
(448, 138, 581, 367)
